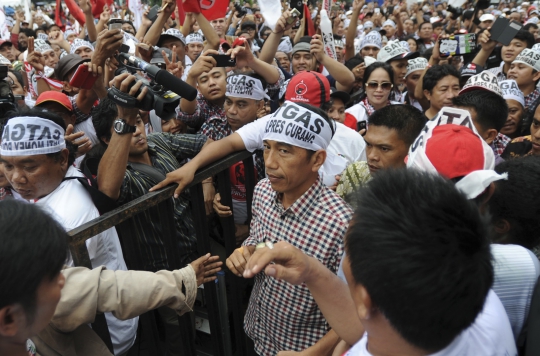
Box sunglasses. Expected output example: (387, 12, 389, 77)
(366, 82, 393, 91)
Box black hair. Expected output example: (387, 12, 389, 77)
(423, 64, 460, 93)
(294, 102, 336, 138)
(0, 200, 68, 320)
(369, 105, 426, 145)
(36, 24, 48, 34)
(123, 21, 136, 30)
(421, 47, 433, 61)
(513, 29, 535, 49)
(47, 23, 61, 32)
(345, 55, 364, 71)
(524, 23, 539, 31)
(91, 96, 118, 146)
(452, 91, 508, 132)
(19, 28, 36, 38)
(419, 22, 432, 30)
(358, 62, 395, 102)
(489, 156, 540, 249)
(3, 109, 76, 166)
(8, 69, 25, 88)
(432, 22, 444, 29)
(347, 169, 493, 351)
(462, 10, 474, 20)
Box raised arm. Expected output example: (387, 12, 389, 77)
(179, 49, 219, 115)
(182, 12, 195, 37)
(143, 0, 176, 46)
(229, 42, 280, 85)
(345, 0, 364, 61)
(259, 10, 295, 64)
(471, 29, 496, 67)
(197, 12, 220, 50)
(80, 0, 98, 42)
(311, 35, 355, 92)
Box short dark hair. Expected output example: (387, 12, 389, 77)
(364, 61, 395, 87)
(369, 105, 426, 145)
(489, 156, 540, 249)
(452, 90, 508, 132)
(19, 28, 36, 38)
(347, 169, 493, 351)
(47, 23, 61, 32)
(345, 55, 364, 71)
(3, 108, 77, 166)
(92, 97, 118, 146)
(512, 29, 535, 49)
(0, 200, 68, 319)
(432, 22, 444, 30)
(419, 22, 432, 30)
(524, 23, 539, 31)
(423, 64, 460, 93)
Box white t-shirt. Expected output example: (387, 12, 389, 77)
(329, 122, 367, 165)
(400, 91, 423, 112)
(345, 290, 517, 356)
(345, 101, 401, 123)
(236, 114, 349, 186)
(74, 116, 99, 148)
(32, 166, 138, 355)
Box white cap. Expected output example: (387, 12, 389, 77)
(364, 21, 374, 29)
(526, 17, 540, 24)
(382, 19, 396, 28)
(479, 14, 495, 22)
(513, 48, 540, 72)
(377, 40, 407, 62)
(360, 31, 382, 49)
(459, 71, 503, 96)
(500, 79, 525, 107)
(406, 57, 429, 77)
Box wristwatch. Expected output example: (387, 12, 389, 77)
(113, 119, 136, 135)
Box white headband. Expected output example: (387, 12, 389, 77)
(186, 33, 204, 44)
(407, 107, 506, 199)
(500, 79, 525, 107)
(1, 117, 66, 156)
(406, 57, 428, 77)
(34, 39, 53, 54)
(262, 101, 333, 151)
(70, 39, 94, 54)
(226, 75, 270, 100)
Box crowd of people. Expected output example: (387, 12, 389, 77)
(1, 0, 540, 355)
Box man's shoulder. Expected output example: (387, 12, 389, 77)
(318, 187, 354, 223)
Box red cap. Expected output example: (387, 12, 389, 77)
(426, 125, 485, 179)
(285, 71, 330, 108)
(35, 91, 73, 112)
(0, 39, 13, 47)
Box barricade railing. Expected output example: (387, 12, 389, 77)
(67, 150, 256, 356)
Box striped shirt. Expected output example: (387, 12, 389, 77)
(117, 133, 208, 271)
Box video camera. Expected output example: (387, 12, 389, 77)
(109, 52, 197, 121)
(234, 3, 248, 17)
(0, 65, 17, 117)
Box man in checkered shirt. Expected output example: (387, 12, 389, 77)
(225, 102, 353, 355)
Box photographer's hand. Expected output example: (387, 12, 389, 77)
(109, 72, 148, 123)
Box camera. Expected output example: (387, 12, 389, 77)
(447, 5, 463, 20)
(235, 3, 247, 17)
(0, 65, 17, 117)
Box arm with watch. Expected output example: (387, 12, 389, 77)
(97, 73, 147, 201)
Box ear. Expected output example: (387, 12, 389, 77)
(423, 89, 431, 101)
(62, 81, 73, 93)
(350, 284, 374, 320)
(59, 148, 70, 168)
(483, 128, 499, 145)
(0, 304, 25, 338)
(533, 71, 540, 82)
(494, 218, 511, 235)
(311, 149, 327, 172)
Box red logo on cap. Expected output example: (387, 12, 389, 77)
(295, 80, 308, 96)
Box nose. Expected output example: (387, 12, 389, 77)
(264, 148, 279, 170)
(10, 168, 27, 184)
(133, 124, 143, 137)
(367, 148, 379, 162)
(228, 104, 238, 115)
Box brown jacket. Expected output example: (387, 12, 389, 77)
(32, 265, 197, 355)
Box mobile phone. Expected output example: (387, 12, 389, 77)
(210, 54, 236, 67)
(490, 17, 523, 46)
(375, 8, 380, 14)
(69, 64, 97, 90)
(289, 0, 304, 19)
(108, 18, 123, 30)
(288, 8, 301, 24)
(439, 33, 477, 58)
(357, 120, 367, 132)
(147, 5, 160, 22)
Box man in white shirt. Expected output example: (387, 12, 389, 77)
(0, 110, 138, 355)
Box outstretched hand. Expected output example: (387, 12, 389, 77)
(190, 253, 222, 286)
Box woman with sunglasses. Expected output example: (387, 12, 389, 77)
(345, 62, 399, 127)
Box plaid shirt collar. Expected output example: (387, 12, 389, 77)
(525, 88, 540, 109)
(273, 175, 324, 221)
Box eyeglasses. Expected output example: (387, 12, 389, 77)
(366, 82, 393, 91)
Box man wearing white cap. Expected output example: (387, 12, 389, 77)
(358, 30, 382, 58)
(401, 57, 429, 110)
(500, 79, 526, 138)
(185, 33, 204, 63)
(508, 48, 540, 109)
(70, 39, 94, 60)
(479, 13, 496, 27)
(0, 111, 138, 354)
(382, 19, 399, 40)
(377, 40, 420, 101)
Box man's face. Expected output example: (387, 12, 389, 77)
(425, 75, 460, 112)
(404, 19, 414, 34)
(275, 51, 291, 71)
(7, 71, 25, 97)
(508, 63, 539, 87)
(263, 139, 318, 195)
(327, 98, 346, 123)
(47, 25, 61, 34)
(0, 161, 8, 188)
(383, 25, 396, 38)
(18, 33, 29, 51)
(360, 46, 380, 58)
(122, 23, 136, 35)
(364, 125, 409, 174)
(292, 51, 316, 73)
(211, 18, 227, 36)
(197, 67, 227, 102)
(405, 71, 422, 94)
(224, 96, 260, 131)
(74, 46, 93, 60)
(529, 26, 539, 39)
(0, 44, 16, 62)
(500, 99, 524, 137)
(419, 23, 433, 40)
(501, 39, 527, 64)
(161, 38, 186, 63)
(336, 21, 345, 36)
(389, 58, 408, 84)
(433, 25, 443, 37)
(186, 42, 204, 62)
(530, 110, 540, 155)
(25, 273, 65, 339)
(161, 118, 187, 134)
(42, 50, 59, 68)
(509, 12, 521, 22)
(289, 28, 298, 41)
(67, 33, 77, 42)
(336, 48, 344, 63)
(1, 152, 69, 200)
